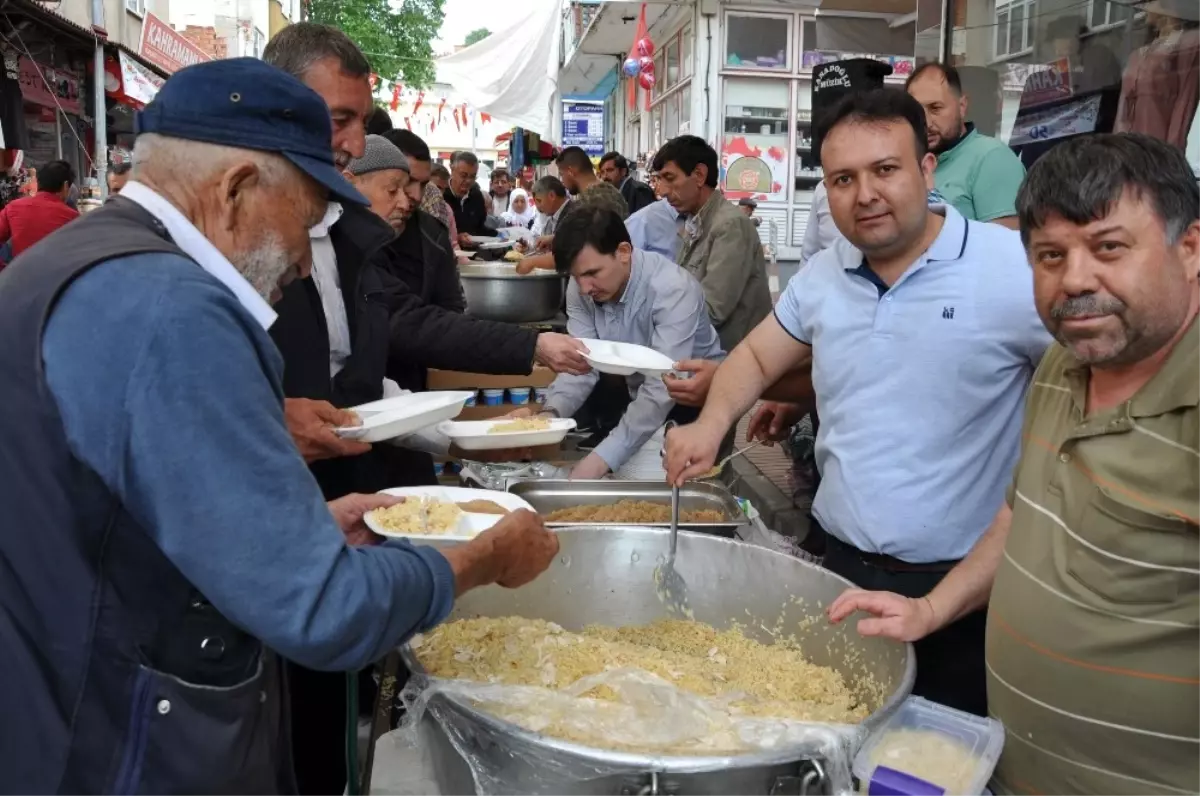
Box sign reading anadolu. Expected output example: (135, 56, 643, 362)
(139, 12, 210, 74)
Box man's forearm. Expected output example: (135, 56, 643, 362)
(697, 344, 770, 431)
(762, 365, 815, 404)
(440, 537, 501, 596)
(925, 504, 1013, 629)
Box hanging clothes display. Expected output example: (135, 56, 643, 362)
(1114, 25, 1200, 149)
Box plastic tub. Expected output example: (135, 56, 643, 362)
(508, 387, 531, 405)
(534, 387, 549, 404)
(481, 389, 505, 406)
(852, 696, 1004, 795)
(463, 391, 478, 407)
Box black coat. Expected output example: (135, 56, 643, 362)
(444, 183, 495, 237)
(620, 177, 657, 215)
(271, 203, 433, 496)
(382, 210, 540, 391)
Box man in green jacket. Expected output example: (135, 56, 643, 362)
(654, 135, 773, 407)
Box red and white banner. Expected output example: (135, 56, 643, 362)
(18, 56, 82, 115)
(139, 12, 210, 74)
(104, 52, 163, 108)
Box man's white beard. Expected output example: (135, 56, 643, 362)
(234, 232, 293, 301)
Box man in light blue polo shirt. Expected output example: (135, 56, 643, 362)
(665, 88, 1050, 717)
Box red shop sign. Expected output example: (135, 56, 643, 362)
(139, 12, 209, 74)
(18, 56, 82, 115)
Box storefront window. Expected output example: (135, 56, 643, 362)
(725, 13, 791, 70)
(680, 84, 692, 133)
(682, 30, 692, 78)
(794, 82, 820, 203)
(665, 91, 680, 140)
(721, 78, 790, 202)
(667, 39, 680, 86)
(1089, 0, 1134, 30)
(804, 13, 917, 61)
(946, 0, 1200, 171)
(994, 0, 1035, 59)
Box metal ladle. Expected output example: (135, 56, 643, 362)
(656, 422, 692, 616)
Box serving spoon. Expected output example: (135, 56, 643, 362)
(656, 422, 692, 616)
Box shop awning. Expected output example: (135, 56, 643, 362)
(2, 0, 97, 48)
(570, 1, 671, 58)
(103, 49, 165, 108)
(435, 0, 561, 140)
(560, 55, 617, 100)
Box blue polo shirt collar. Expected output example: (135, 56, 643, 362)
(845, 205, 968, 297)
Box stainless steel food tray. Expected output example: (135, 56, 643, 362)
(506, 479, 748, 537)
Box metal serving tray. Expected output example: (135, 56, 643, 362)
(506, 479, 748, 537)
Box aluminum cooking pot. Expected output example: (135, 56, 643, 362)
(401, 527, 916, 795)
(459, 263, 566, 323)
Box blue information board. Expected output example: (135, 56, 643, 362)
(561, 101, 605, 158)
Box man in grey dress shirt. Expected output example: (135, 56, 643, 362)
(513, 206, 724, 479)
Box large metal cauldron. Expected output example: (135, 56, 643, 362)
(459, 263, 566, 323)
(402, 528, 916, 795)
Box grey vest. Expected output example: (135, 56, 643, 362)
(0, 198, 295, 793)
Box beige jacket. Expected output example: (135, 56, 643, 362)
(676, 189, 772, 351)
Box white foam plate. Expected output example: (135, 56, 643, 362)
(365, 486, 534, 542)
(334, 391, 474, 443)
(477, 239, 516, 251)
(578, 339, 676, 377)
(437, 417, 576, 451)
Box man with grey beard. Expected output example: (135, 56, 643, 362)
(0, 57, 559, 793)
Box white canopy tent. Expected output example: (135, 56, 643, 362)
(435, 0, 563, 142)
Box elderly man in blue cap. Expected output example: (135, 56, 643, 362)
(0, 57, 558, 792)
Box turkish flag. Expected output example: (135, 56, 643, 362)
(390, 85, 401, 111)
(480, 112, 492, 124)
(413, 91, 424, 115)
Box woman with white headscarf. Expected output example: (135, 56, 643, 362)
(500, 188, 536, 228)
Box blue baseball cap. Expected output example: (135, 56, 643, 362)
(135, 57, 367, 206)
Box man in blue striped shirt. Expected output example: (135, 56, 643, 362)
(525, 205, 724, 480)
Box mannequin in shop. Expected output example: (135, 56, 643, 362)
(1114, 0, 1200, 149)
(1011, 16, 1122, 167)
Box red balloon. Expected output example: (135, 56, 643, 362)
(638, 72, 656, 90)
(636, 38, 655, 58)
(637, 56, 655, 74)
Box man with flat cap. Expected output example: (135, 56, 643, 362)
(0, 57, 558, 792)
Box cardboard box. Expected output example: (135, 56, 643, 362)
(427, 367, 556, 390)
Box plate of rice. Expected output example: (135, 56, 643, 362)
(365, 486, 535, 541)
(437, 417, 576, 451)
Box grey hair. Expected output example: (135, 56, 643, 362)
(451, 150, 479, 169)
(262, 22, 371, 80)
(531, 175, 567, 198)
(1017, 133, 1200, 246)
(130, 133, 293, 188)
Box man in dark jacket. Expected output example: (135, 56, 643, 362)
(444, 150, 495, 244)
(263, 26, 422, 796)
(600, 150, 656, 214)
(382, 128, 590, 393)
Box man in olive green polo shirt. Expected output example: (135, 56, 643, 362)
(907, 63, 1026, 229)
(828, 133, 1198, 795)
